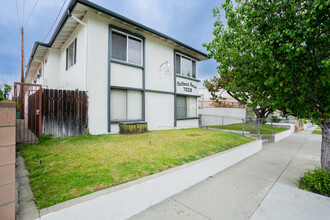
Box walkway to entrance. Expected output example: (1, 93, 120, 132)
(131, 127, 330, 220)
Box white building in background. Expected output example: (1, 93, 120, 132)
(24, 0, 208, 134)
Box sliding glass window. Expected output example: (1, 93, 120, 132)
(175, 53, 197, 78)
(111, 30, 143, 66)
(110, 89, 142, 121)
(176, 96, 197, 118)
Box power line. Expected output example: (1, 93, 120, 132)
(22, 0, 25, 25)
(43, 0, 68, 42)
(15, 0, 21, 27)
(24, 0, 39, 26)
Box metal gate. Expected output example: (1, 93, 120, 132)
(14, 82, 42, 143)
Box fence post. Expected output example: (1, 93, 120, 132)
(248, 118, 251, 133)
(242, 119, 245, 135)
(222, 116, 224, 129)
(271, 118, 273, 135)
(257, 118, 260, 139)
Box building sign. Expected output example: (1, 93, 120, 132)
(176, 77, 198, 95)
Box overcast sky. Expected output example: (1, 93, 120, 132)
(0, 0, 226, 86)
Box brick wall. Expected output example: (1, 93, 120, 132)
(0, 102, 16, 220)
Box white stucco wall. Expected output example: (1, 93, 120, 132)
(145, 92, 174, 130)
(177, 119, 199, 128)
(43, 49, 60, 88)
(85, 14, 109, 134)
(145, 36, 174, 92)
(57, 24, 87, 90)
(199, 108, 246, 127)
(111, 63, 142, 88)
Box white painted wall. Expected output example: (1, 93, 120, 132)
(57, 24, 87, 90)
(43, 49, 60, 88)
(145, 36, 174, 92)
(111, 63, 142, 88)
(199, 108, 246, 127)
(145, 92, 174, 130)
(177, 119, 199, 128)
(86, 14, 108, 134)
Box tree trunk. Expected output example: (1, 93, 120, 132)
(252, 107, 268, 129)
(320, 120, 330, 171)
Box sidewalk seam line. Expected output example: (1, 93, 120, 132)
(171, 198, 212, 220)
(248, 134, 309, 219)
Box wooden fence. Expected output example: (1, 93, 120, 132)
(42, 89, 88, 138)
(28, 89, 42, 140)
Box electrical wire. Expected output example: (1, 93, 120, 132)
(24, 0, 39, 26)
(15, 0, 21, 27)
(43, 0, 68, 42)
(22, 0, 25, 25)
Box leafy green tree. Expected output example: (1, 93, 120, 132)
(204, 0, 330, 169)
(204, 74, 275, 125)
(0, 84, 12, 101)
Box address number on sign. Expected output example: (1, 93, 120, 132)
(183, 87, 192, 92)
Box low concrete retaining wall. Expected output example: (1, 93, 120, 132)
(0, 102, 16, 220)
(267, 123, 295, 134)
(38, 139, 262, 220)
(261, 129, 292, 143)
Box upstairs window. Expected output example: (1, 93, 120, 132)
(66, 38, 77, 70)
(175, 53, 197, 78)
(111, 31, 143, 66)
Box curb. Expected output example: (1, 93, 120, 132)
(37, 139, 262, 220)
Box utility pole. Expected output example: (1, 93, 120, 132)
(20, 27, 25, 119)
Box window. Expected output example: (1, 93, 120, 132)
(175, 53, 197, 78)
(37, 67, 42, 79)
(66, 39, 77, 70)
(110, 89, 142, 121)
(111, 31, 142, 65)
(176, 96, 197, 118)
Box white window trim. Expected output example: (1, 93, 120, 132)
(176, 52, 198, 79)
(111, 29, 143, 66)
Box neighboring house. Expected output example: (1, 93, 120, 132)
(24, 0, 208, 134)
(198, 87, 248, 126)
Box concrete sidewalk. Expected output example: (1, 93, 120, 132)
(130, 128, 330, 220)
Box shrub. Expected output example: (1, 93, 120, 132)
(298, 166, 330, 197)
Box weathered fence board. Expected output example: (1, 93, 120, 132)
(42, 89, 88, 138)
(28, 89, 41, 140)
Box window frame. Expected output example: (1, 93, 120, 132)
(66, 38, 77, 70)
(111, 29, 143, 66)
(175, 52, 198, 79)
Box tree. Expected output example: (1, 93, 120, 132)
(204, 0, 330, 169)
(204, 74, 275, 125)
(0, 84, 12, 101)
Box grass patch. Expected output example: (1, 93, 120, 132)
(312, 130, 322, 135)
(19, 128, 253, 209)
(298, 166, 330, 197)
(209, 123, 287, 134)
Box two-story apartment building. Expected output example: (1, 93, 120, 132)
(24, 0, 209, 134)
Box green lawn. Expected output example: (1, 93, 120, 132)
(209, 123, 287, 134)
(19, 128, 253, 209)
(312, 130, 322, 135)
